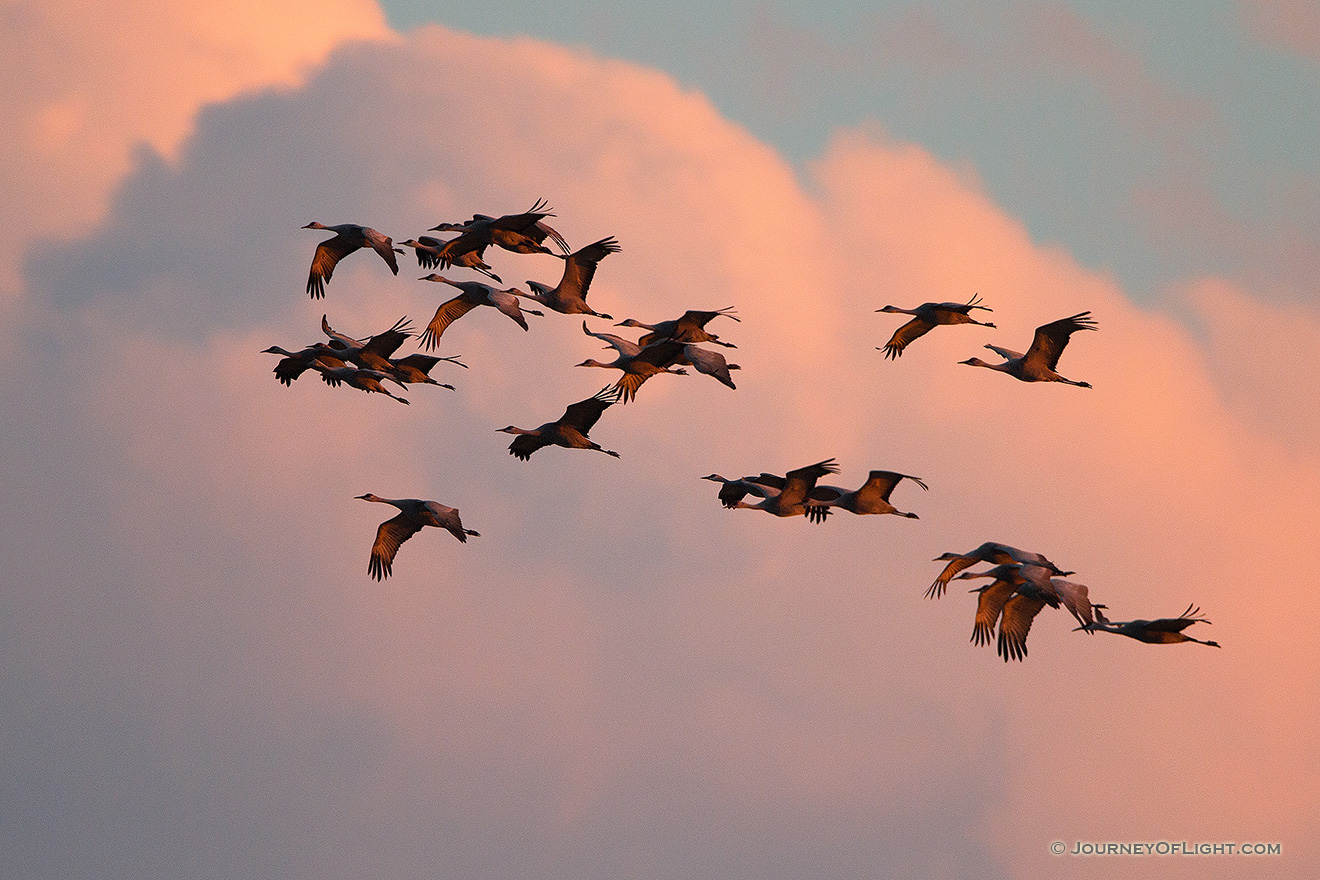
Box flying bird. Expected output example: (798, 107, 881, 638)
(720, 459, 840, 520)
(428, 198, 570, 258)
(1075, 604, 1220, 647)
(876, 294, 996, 359)
(615, 307, 740, 348)
(312, 363, 410, 404)
(303, 222, 400, 298)
(676, 344, 739, 390)
(399, 237, 502, 283)
(518, 236, 620, 319)
(417, 275, 543, 349)
(928, 542, 1070, 599)
(498, 386, 624, 460)
(958, 311, 1097, 387)
(261, 343, 347, 386)
(805, 470, 928, 519)
(577, 322, 687, 403)
(356, 494, 479, 581)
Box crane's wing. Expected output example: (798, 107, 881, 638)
(997, 593, 1049, 662)
(307, 234, 359, 298)
(321, 314, 365, 348)
(368, 512, 423, 581)
(880, 316, 936, 359)
(361, 317, 414, 359)
(560, 386, 622, 434)
(972, 578, 1019, 647)
(420, 295, 479, 350)
(856, 470, 928, 504)
(582, 320, 641, 357)
(985, 343, 1024, 362)
(272, 356, 312, 387)
(559, 236, 619, 300)
(1025, 311, 1097, 370)
(681, 345, 737, 389)
(613, 341, 685, 403)
(363, 228, 400, 275)
(508, 433, 551, 461)
(1143, 605, 1209, 633)
(435, 231, 485, 265)
(778, 459, 840, 507)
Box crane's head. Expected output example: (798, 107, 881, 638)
(302, 222, 328, 230)
(614, 318, 646, 328)
(958, 357, 993, 368)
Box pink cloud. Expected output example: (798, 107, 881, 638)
(1241, 0, 1320, 59)
(0, 0, 389, 296)
(7, 21, 1318, 880)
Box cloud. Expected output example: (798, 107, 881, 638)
(1240, 0, 1320, 60)
(0, 0, 390, 297)
(5, 20, 1317, 880)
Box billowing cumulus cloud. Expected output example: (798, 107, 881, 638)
(0, 0, 389, 296)
(4, 19, 1316, 880)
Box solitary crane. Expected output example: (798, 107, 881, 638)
(1075, 605, 1220, 647)
(876, 294, 995, 359)
(356, 494, 479, 581)
(417, 275, 543, 348)
(805, 470, 928, 518)
(958, 311, 1097, 387)
(303, 222, 400, 298)
(518, 236, 620, 319)
(928, 542, 1070, 598)
(498, 386, 624, 460)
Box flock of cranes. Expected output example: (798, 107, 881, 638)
(266, 200, 1219, 657)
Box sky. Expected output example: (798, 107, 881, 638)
(2, 2, 1318, 879)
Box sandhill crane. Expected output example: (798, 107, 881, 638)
(615, 307, 740, 348)
(676, 345, 739, 389)
(996, 588, 1054, 662)
(722, 459, 840, 520)
(303, 222, 400, 298)
(518, 236, 620, 319)
(1075, 605, 1220, 647)
(806, 470, 928, 518)
(956, 564, 1097, 629)
(320, 315, 414, 370)
(262, 344, 346, 386)
(400, 237, 502, 283)
(965, 566, 1022, 648)
(387, 354, 458, 389)
(312, 363, 409, 404)
(428, 199, 570, 258)
(319, 315, 464, 386)
(577, 322, 687, 403)
(876, 294, 996, 359)
(497, 386, 624, 460)
(417, 275, 543, 349)
(928, 542, 1070, 599)
(702, 474, 778, 510)
(959, 311, 1097, 387)
(356, 494, 479, 581)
